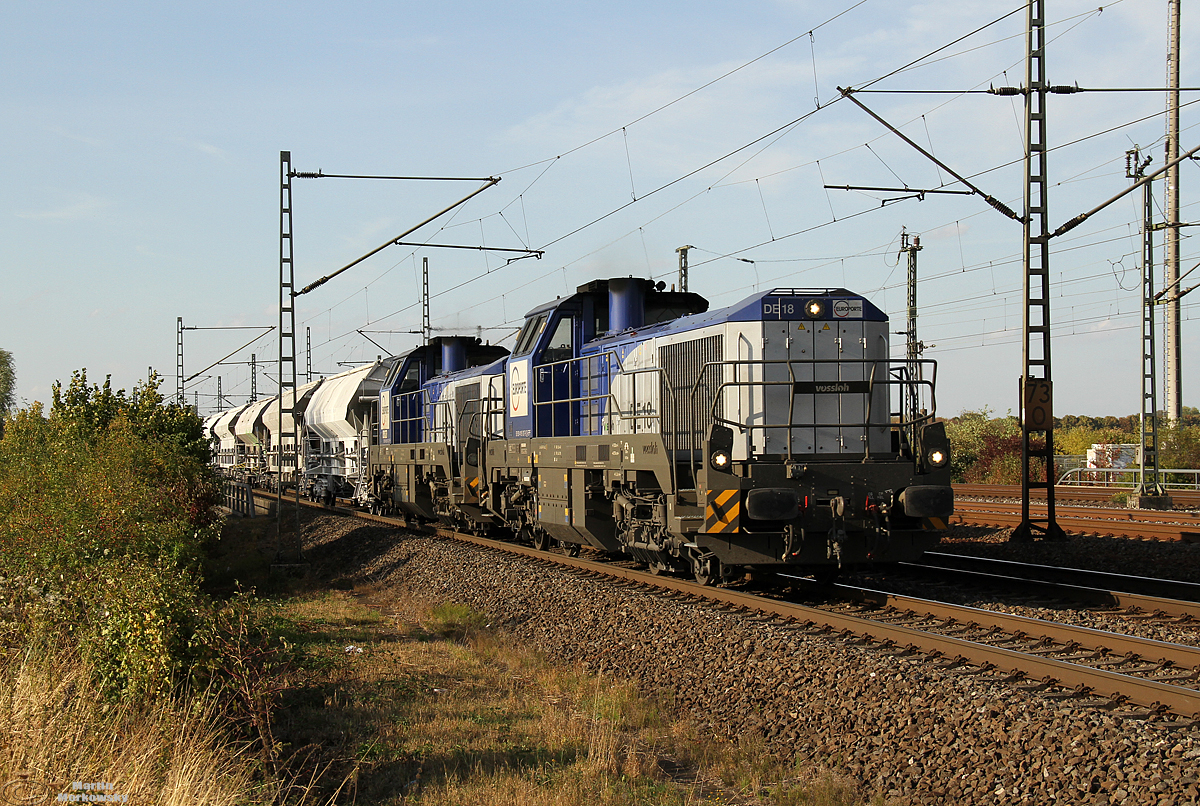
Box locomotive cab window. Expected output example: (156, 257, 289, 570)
(397, 362, 421, 393)
(382, 361, 403, 388)
(514, 313, 549, 356)
(541, 316, 574, 364)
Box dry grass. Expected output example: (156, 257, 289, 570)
(0, 566, 873, 805)
(0, 643, 268, 806)
(268, 587, 876, 806)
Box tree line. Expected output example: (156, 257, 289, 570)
(944, 408, 1200, 484)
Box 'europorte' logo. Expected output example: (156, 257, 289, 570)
(509, 360, 530, 418)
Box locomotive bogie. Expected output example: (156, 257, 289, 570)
(368, 442, 451, 522)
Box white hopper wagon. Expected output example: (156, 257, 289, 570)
(211, 403, 251, 473)
(261, 380, 323, 488)
(303, 359, 398, 503)
(232, 397, 276, 477)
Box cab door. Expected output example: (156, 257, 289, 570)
(456, 383, 483, 504)
(535, 314, 580, 437)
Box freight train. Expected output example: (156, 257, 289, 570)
(207, 277, 953, 583)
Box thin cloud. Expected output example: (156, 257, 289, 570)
(178, 139, 229, 159)
(15, 195, 107, 221)
(48, 125, 104, 147)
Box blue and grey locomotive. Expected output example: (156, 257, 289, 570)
(366, 277, 953, 583)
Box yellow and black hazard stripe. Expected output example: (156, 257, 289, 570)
(921, 516, 948, 530)
(465, 475, 481, 502)
(705, 489, 741, 533)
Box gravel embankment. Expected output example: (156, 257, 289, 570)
(299, 514, 1200, 805)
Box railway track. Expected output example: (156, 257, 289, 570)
(954, 483, 1200, 508)
(951, 497, 1200, 541)
(782, 575, 1200, 698)
(911, 552, 1200, 617)
(256, 491, 1200, 718)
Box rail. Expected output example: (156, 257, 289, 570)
(222, 480, 256, 517)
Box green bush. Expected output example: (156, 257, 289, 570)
(942, 409, 1200, 482)
(0, 371, 220, 699)
(944, 409, 1024, 483)
(72, 556, 204, 699)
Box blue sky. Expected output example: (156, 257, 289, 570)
(3, 0, 1197, 418)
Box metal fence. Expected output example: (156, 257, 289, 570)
(1057, 466, 1200, 490)
(223, 480, 256, 517)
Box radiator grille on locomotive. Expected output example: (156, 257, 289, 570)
(659, 335, 723, 454)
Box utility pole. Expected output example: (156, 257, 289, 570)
(675, 245, 694, 292)
(306, 327, 312, 384)
(250, 353, 257, 402)
(1013, 0, 1065, 542)
(217, 376, 223, 411)
(900, 232, 923, 429)
(1165, 0, 1183, 421)
(276, 150, 303, 565)
(176, 317, 185, 404)
(422, 257, 431, 346)
(1128, 146, 1172, 507)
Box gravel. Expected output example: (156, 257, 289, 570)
(297, 513, 1200, 805)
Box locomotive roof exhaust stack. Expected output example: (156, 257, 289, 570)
(608, 277, 645, 333)
(441, 337, 468, 374)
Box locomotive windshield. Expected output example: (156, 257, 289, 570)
(396, 361, 421, 393)
(514, 313, 549, 356)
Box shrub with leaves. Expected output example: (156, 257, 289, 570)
(0, 370, 221, 698)
(1054, 425, 1136, 459)
(53, 368, 212, 466)
(0, 348, 14, 417)
(943, 409, 1027, 483)
(188, 591, 296, 771)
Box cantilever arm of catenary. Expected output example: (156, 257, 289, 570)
(296, 177, 501, 297)
(184, 326, 275, 384)
(837, 86, 1023, 223)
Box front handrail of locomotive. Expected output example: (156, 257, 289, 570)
(530, 350, 680, 495)
(887, 362, 939, 453)
(704, 359, 939, 444)
(427, 396, 453, 444)
(464, 395, 506, 441)
(687, 356, 939, 480)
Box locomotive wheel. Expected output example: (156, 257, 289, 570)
(648, 561, 669, 576)
(532, 528, 551, 552)
(691, 553, 720, 587)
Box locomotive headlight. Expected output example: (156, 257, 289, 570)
(804, 299, 825, 319)
(926, 448, 948, 467)
(710, 450, 731, 471)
